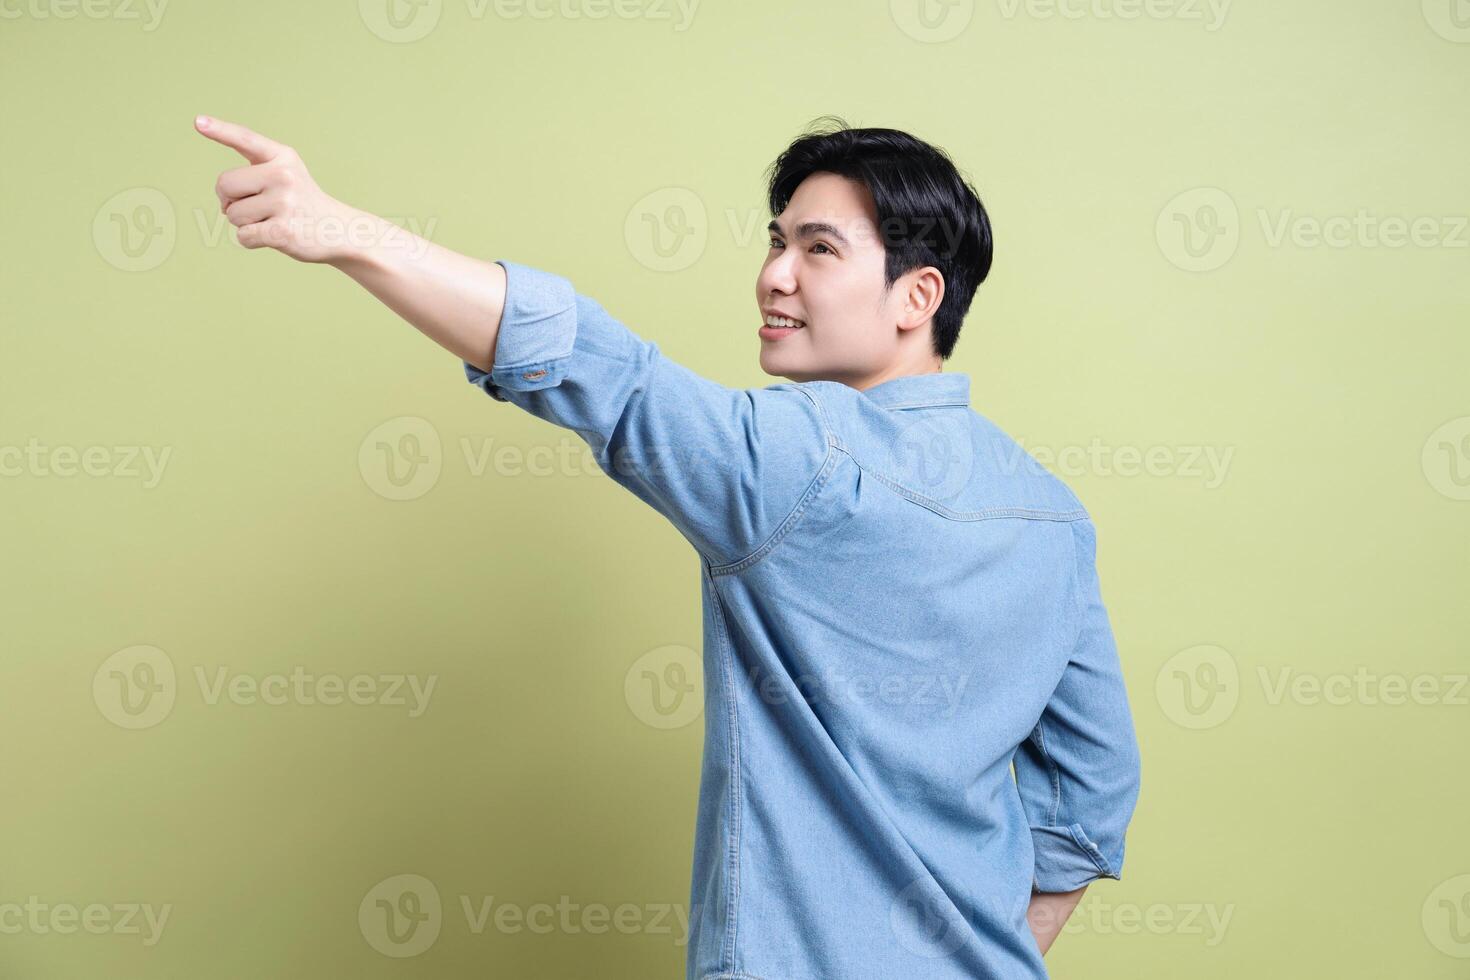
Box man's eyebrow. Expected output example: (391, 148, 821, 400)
(767, 219, 851, 248)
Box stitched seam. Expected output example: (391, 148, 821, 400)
(703, 386, 837, 575)
(880, 399, 969, 409)
(860, 464, 1089, 523)
(1070, 519, 1090, 627)
(794, 383, 836, 442)
(707, 443, 840, 577)
(704, 568, 743, 973)
(1036, 718, 1062, 828)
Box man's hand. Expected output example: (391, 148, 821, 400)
(195, 114, 362, 264)
(192, 113, 509, 369)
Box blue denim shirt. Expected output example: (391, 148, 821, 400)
(465, 260, 1143, 980)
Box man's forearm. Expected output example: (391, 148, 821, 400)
(1026, 884, 1087, 955)
(196, 115, 509, 371)
(329, 210, 507, 373)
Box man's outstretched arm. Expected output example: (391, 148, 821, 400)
(195, 114, 508, 370)
(195, 114, 831, 567)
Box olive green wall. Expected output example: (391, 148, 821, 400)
(2, 0, 1467, 976)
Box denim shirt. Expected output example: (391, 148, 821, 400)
(464, 260, 1143, 980)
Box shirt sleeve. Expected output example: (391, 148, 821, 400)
(462, 259, 832, 569)
(1013, 517, 1143, 893)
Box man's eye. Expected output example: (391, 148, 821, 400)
(768, 238, 784, 249)
(811, 242, 833, 255)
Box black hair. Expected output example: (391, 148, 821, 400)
(763, 116, 994, 360)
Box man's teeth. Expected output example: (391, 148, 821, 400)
(765, 315, 805, 328)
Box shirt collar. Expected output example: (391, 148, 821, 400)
(859, 371, 971, 410)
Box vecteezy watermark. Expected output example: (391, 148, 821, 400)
(625, 187, 709, 273)
(994, 437, 1235, 489)
(0, 0, 169, 30)
(360, 874, 443, 957)
(1422, 0, 1470, 43)
(357, 0, 700, 43)
(744, 659, 973, 721)
(1055, 898, 1235, 946)
(200, 206, 438, 262)
(1156, 187, 1240, 272)
(892, 410, 975, 503)
(889, 0, 976, 43)
(92, 645, 438, 729)
(993, 0, 1230, 30)
(358, 416, 729, 501)
(624, 645, 702, 730)
(358, 874, 691, 958)
(93, 187, 438, 272)
(1422, 416, 1470, 501)
(1156, 644, 1469, 729)
(359, 416, 445, 502)
(0, 438, 172, 488)
(890, 877, 969, 958)
(889, 0, 1228, 42)
(0, 897, 172, 946)
(1158, 187, 1470, 272)
(892, 881, 1234, 957)
(1423, 873, 1470, 958)
(625, 194, 976, 274)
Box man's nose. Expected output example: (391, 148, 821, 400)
(760, 255, 798, 293)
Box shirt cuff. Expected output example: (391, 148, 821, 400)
(463, 259, 578, 402)
(1030, 823, 1121, 893)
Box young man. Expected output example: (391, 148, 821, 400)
(197, 113, 1142, 979)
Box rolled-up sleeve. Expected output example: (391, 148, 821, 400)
(463, 259, 831, 568)
(1013, 517, 1143, 893)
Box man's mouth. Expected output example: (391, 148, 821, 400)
(762, 315, 806, 330)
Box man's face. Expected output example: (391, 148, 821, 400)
(754, 172, 932, 386)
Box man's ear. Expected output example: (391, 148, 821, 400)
(898, 267, 945, 330)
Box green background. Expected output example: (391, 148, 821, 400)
(3, 0, 1468, 976)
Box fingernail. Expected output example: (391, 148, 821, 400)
(196, 115, 210, 128)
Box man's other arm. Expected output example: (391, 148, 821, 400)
(1027, 884, 1087, 956)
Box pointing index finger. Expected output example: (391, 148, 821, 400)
(194, 115, 287, 164)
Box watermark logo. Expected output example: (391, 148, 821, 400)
(890, 878, 966, 958)
(624, 645, 702, 729)
(994, 0, 1231, 30)
(891, 411, 974, 502)
(360, 416, 443, 501)
(0, 897, 172, 945)
(1157, 187, 1239, 272)
(92, 646, 437, 728)
(890, 0, 975, 42)
(0, 0, 169, 30)
(94, 187, 176, 272)
(359, 874, 443, 957)
(1155, 644, 1238, 729)
(93, 645, 177, 730)
(0, 439, 173, 487)
(1422, 416, 1470, 501)
(744, 660, 973, 720)
(359, 0, 443, 42)
(625, 187, 707, 272)
(996, 437, 1235, 489)
(1061, 898, 1234, 945)
(1158, 644, 1468, 728)
(1424, 874, 1470, 957)
(1422, 0, 1470, 42)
